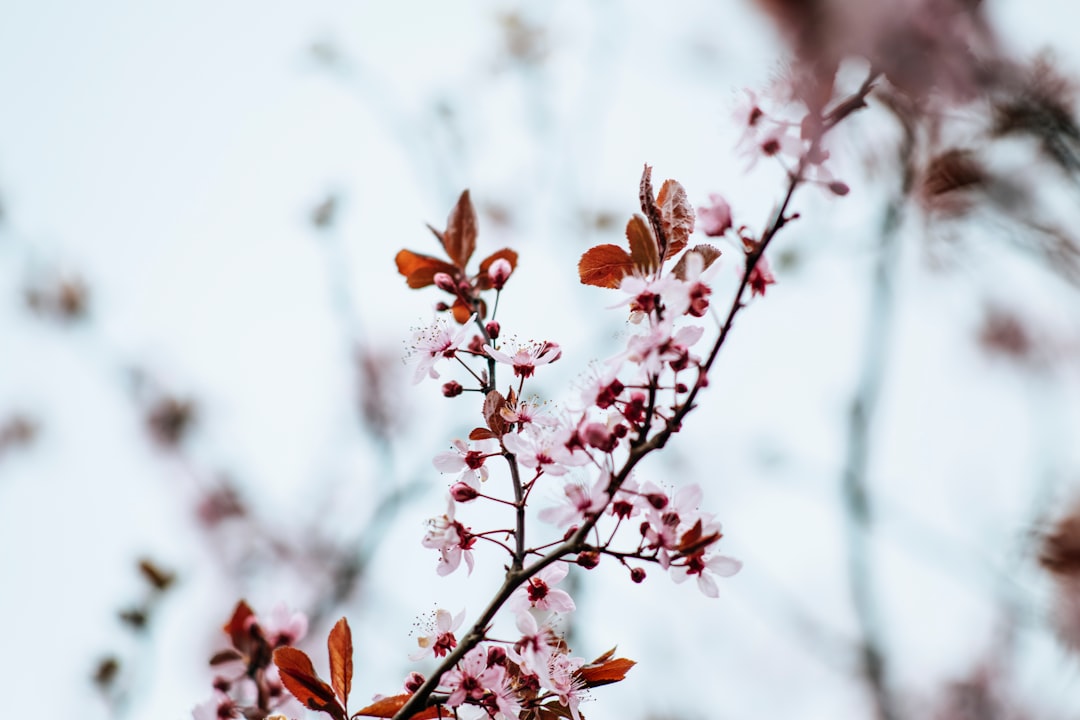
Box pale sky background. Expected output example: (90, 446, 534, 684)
(3, 2, 1080, 719)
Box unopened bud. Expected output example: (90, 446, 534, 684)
(675, 382, 688, 393)
(646, 493, 668, 510)
(576, 550, 600, 569)
(404, 672, 425, 693)
(828, 181, 850, 196)
(433, 272, 457, 293)
(450, 481, 478, 502)
(488, 258, 512, 290)
(486, 646, 507, 667)
(630, 567, 646, 583)
(435, 301, 450, 312)
(485, 321, 500, 339)
(442, 381, 463, 398)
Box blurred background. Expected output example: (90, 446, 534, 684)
(3, 1, 1080, 718)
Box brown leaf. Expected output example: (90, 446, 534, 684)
(476, 248, 519, 289)
(209, 649, 245, 666)
(224, 600, 256, 654)
(576, 656, 636, 688)
(675, 519, 721, 555)
(395, 250, 459, 289)
(469, 427, 496, 441)
(137, 558, 176, 591)
(442, 190, 478, 269)
(328, 617, 353, 708)
(578, 244, 633, 288)
(353, 694, 450, 719)
(626, 214, 659, 275)
(638, 164, 667, 259)
(484, 390, 510, 437)
(656, 179, 694, 259)
(451, 297, 484, 324)
(274, 647, 346, 720)
(670, 244, 722, 280)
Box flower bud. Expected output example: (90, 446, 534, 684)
(404, 672, 425, 693)
(450, 481, 478, 502)
(486, 646, 507, 667)
(485, 321, 500, 339)
(442, 380, 463, 398)
(435, 301, 450, 312)
(828, 181, 850, 196)
(630, 567, 647, 583)
(576, 550, 600, 569)
(433, 272, 457, 293)
(487, 258, 512, 290)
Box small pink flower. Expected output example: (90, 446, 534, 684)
(671, 551, 742, 598)
(443, 646, 519, 718)
(421, 497, 476, 576)
(192, 692, 238, 720)
(542, 652, 586, 720)
(746, 253, 776, 297)
(502, 424, 589, 477)
(433, 438, 497, 484)
(539, 477, 610, 528)
(509, 562, 576, 614)
(410, 608, 465, 661)
(258, 603, 308, 647)
(484, 341, 561, 379)
(510, 612, 560, 680)
(409, 318, 474, 384)
(697, 194, 733, 237)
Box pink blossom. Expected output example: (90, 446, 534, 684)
(670, 551, 742, 598)
(697, 194, 733, 237)
(191, 692, 238, 720)
(539, 477, 610, 528)
(502, 424, 589, 477)
(408, 318, 474, 384)
(484, 341, 561, 379)
(410, 608, 465, 661)
(624, 321, 705, 376)
(746, 253, 776, 297)
(433, 438, 498, 484)
(510, 611, 560, 680)
(258, 603, 308, 647)
(509, 561, 576, 614)
(443, 646, 519, 719)
(500, 397, 556, 428)
(542, 652, 586, 720)
(421, 497, 476, 576)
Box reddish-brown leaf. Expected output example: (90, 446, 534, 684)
(484, 390, 510, 437)
(328, 618, 353, 708)
(578, 244, 633, 289)
(576, 656, 636, 688)
(224, 600, 256, 654)
(670, 244, 722, 281)
(626, 214, 659, 275)
(395, 250, 459, 289)
(353, 694, 450, 719)
(274, 647, 346, 720)
(209, 649, 244, 666)
(656, 179, 694, 259)
(442, 190, 478, 269)
(475, 248, 519, 289)
(450, 297, 484, 324)
(469, 427, 496, 441)
(638, 164, 666, 259)
(675, 519, 721, 556)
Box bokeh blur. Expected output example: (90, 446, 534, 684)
(3, 2, 1080, 719)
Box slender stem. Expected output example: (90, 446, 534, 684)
(507, 452, 527, 571)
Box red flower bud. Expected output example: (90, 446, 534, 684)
(488, 258, 512, 290)
(485, 321, 500, 339)
(433, 272, 457, 293)
(450, 482, 479, 502)
(630, 567, 647, 583)
(576, 550, 600, 569)
(404, 672, 425, 693)
(442, 380, 463, 398)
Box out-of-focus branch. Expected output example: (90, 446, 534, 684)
(839, 106, 916, 720)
